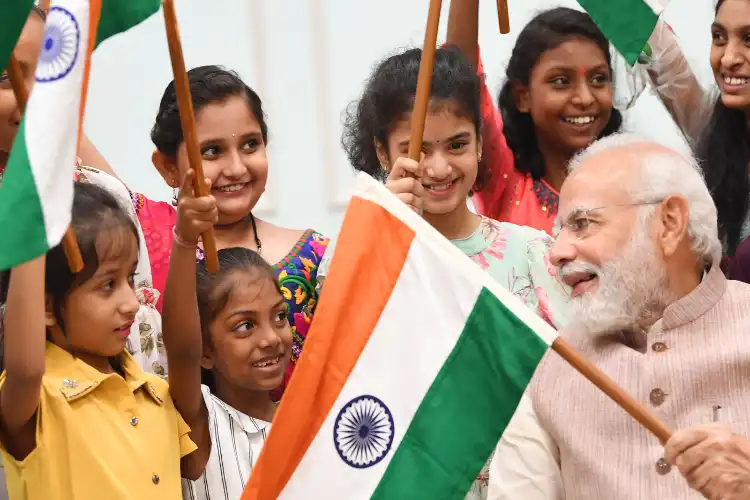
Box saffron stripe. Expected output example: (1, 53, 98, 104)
(242, 197, 415, 500)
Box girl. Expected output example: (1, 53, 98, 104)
(640, 0, 750, 257)
(445, 0, 623, 234)
(0, 6, 165, 380)
(86, 66, 327, 397)
(0, 182, 197, 499)
(329, 46, 571, 499)
(162, 169, 291, 498)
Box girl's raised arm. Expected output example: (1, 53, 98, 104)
(446, 0, 480, 69)
(162, 169, 217, 480)
(0, 256, 47, 460)
(643, 19, 713, 145)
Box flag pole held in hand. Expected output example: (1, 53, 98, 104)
(7, 55, 83, 273)
(162, 0, 219, 272)
(408, 0, 443, 162)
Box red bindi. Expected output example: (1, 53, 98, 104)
(578, 67, 587, 76)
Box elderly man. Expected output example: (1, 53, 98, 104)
(487, 134, 750, 500)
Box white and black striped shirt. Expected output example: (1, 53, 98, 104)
(182, 385, 270, 500)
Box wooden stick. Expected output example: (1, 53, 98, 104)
(408, 0, 443, 161)
(7, 55, 83, 273)
(162, 0, 219, 273)
(497, 0, 510, 34)
(552, 337, 673, 444)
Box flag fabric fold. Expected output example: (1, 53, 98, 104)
(0, 0, 34, 73)
(243, 173, 559, 499)
(576, 0, 670, 65)
(0, 0, 159, 270)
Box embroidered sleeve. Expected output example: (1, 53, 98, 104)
(471, 47, 516, 219)
(315, 235, 336, 297)
(526, 234, 571, 330)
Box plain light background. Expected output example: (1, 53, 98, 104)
(84, 0, 717, 238)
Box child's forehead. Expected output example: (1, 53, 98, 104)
(220, 270, 280, 310)
(93, 227, 139, 269)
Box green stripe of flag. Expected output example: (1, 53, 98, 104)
(0, 0, 35, 73)
(372, 287, 550, 498)
(0, 123, 48, 270)
(96, 0, 161, 47)
(577, 0, 660, 65)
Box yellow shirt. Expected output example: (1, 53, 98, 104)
(0, 342, 197, 500)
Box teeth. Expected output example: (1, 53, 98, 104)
(217, 183, 246, 192)
(252, 356, 280, 368)
(428, 180, 454, 192)
(564, 116, 596, 125)
(725, 76, 750, 86)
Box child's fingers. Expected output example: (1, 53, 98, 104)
(179, 169, 195, 198)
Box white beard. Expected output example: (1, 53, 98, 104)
(561, 224, 674, 337)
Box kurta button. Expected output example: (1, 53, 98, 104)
(650, 388, 667, 406)
(130, 417, 138, 426)
(152, 474, 160, 484)
(655, 458, 671, 475)
(652, 342, 668, 352)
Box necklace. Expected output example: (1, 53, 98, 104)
(249, 213, 262, 255)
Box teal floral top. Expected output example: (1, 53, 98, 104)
(317, 215, 570, 500)
(453, 217, 570, 500)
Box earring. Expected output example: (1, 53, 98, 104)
(172, 188, 179, 206)
(478, 152, 483, 162)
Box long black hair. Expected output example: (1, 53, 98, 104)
(342, 46, 487, 191)
(497, 7, 623, 180)
(694, 0, 750, 256)
(151, 65, 269, 157)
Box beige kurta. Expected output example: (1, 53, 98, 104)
(488, 265, 750, 499)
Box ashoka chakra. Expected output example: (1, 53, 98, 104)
(333, 395, 394, 469)
(36, 6, 80, 83)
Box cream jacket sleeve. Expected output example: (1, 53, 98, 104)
(487, 393, 564, 500)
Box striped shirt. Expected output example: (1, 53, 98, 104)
(182, 385, 270, 500)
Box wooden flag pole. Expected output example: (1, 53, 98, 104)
(162, 0, 219, 272)
(497, 0, 510, 34)
(7, 55, 84, 273)
(408, 0, 443, 161)
(552, 337, 672, 444)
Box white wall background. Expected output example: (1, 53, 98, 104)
(84, 0, 717, 239)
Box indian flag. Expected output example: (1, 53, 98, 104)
(243, 173, 559, 499)
(0, 0, 34, 73)
(576, 0, 670, 65)
(0, 0, 159, 270)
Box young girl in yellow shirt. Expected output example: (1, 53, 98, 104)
(0, 182, 199, 500)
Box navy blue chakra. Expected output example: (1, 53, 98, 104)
(333, 395, 394, 469)
(36, 6, 80, 83)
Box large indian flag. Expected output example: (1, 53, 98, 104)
(243, 173, 559, 499)
(576, 0, 670, 65)
(0, 0, 159, 270)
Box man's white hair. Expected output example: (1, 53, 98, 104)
(568, 133, 722, 267)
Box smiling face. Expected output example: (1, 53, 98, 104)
(202, 269, 292, 393)
(711, 0, 750, 110)
(153, 94, 268, 225)
(515, 38, 613, 156)
(379, 103, 482, 216)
